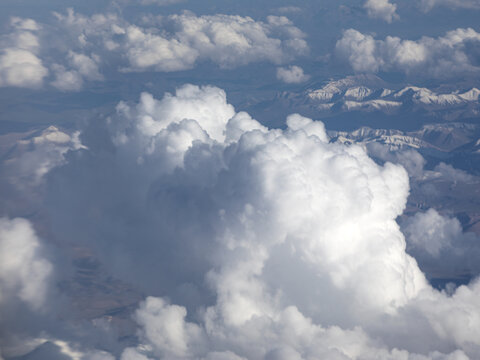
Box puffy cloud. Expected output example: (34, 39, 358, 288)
(336, 28, 480, 78)
(336, 30, 380, 73)
(0, 17, 48, 88)
(54, 10, 308, 72)
(6, 84, 480, 358)
(364, 0, 399, 23)
(402, 208, 480, 278)
(403, 208, 463, 257)
(51, 51, 103, 91)
(276, 65, 310, 83)
(124, 13, 308, 71)
(50, 64, 85, 91)
(0, 217, 52, 311)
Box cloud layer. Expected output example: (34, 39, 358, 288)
(54, 10, 308, 74)
(336, 28, 480, 78)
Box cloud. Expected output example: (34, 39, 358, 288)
(364, 0, 399, 23)
(0, 217, 52, 311)
(1, 10, 307, 91)
(276, 65, 310, 83)
(433, 162, 475, 183)
(402, 208, 480, 278)
(336, 28, 480, 78)
(124, 13, 308, 71)
(4, 84, 480, 358)
(54, 10, 308, 73)
(0, 17, 48, 88)
(420, 0, 480, 11)
(51, 51, 103, 91)
(366, 142, 427, 177)
(1, 126, 85, 189)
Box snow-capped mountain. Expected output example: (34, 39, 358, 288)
(329, 122, 480, 152)
(304, 76, 480, 120)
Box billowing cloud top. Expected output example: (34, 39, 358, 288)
(3, 84, 479, 359)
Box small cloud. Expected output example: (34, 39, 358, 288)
(0, 17, 48, 88)
(364, 0, 399, 23)
(276, 65, 310, 84)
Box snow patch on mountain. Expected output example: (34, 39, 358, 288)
(343, 99, 402, 112)
(304, 76, 480, 118)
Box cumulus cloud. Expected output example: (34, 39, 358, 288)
(0, 17, 48, 88)
(364, 0, 399, 23)
(0, 217, 52, 311)
(336, 28, 480, 78)
(402, 208, 480, 278)
(0, 217, 58, 359)
(276, 65, 310, 83)
(13, 84, 474, 359)
(1, 9, 307, 90)
(51, 51, 103, 91)
(54, 10, 308, 72)
(124, 13, 308, 71)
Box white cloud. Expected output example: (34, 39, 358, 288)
(51, 51, 103, 91)
(8, 84, 480, 359)
(402, 208, 480, 278)
(51, 64, 85, 91)
(54, 10, 308, 72)
(123, 24, 199, 72)
(0, 18, 48, 88)
(433, 162, 475, 183)
(276, 65, 310, 83)
(125, 14, 308, 71)
(336, 28, 480, 78)
(105, 86, 480, 358)
(0, 218, 52, 311)
(403, 208, 462, 257)
(364, 0, 399, 23)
